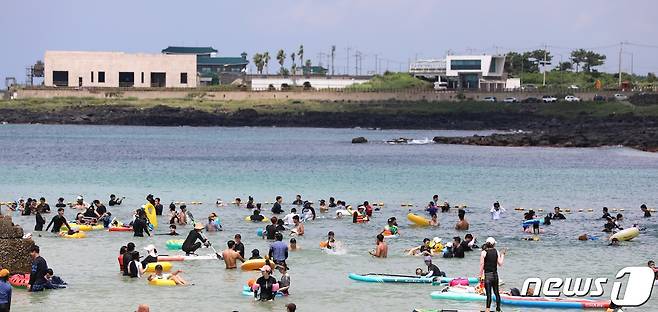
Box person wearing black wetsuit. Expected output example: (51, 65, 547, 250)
(154, 198, 163, 216)
(45, 208, 71, 233)
(641, 204, 652, 218)
(255, 265, 277, 301)
(122, 243, 135, 276)
(182, 223, 208, 255)
(423, 256, 445, 277)
(132, 210, 151, 237)
(34, 211, 45, 231)
(265, 218, 278, 240)
(480, 237, 506, 312)
(601, 207, 611, 219)
(271, 196, 284, 214)
(452, 237, 465, 258)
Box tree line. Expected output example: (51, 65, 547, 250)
(505, 49, 606, 75)
(252, 45, 316, 75)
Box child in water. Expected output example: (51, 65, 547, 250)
(147, 264, 189, 285)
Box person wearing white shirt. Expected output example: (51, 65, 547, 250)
(490, 202, 505, 220)
(282, 208, 299, 225)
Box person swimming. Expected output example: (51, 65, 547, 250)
(147, 264, 189, 285)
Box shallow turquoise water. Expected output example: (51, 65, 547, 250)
(1, 124, 657, 311)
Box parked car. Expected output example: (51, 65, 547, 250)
(564, 95, 581, 102)
(593, 95, 606, 102)
(503, 97, 518, 103)
(542, 95, 558, 103)
(568, 84, 580, 90)
(614, 93, 628, 101)
(483, 96, 497, 102)
(522, 97, 541, 103)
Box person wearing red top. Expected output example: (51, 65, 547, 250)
(363, 201, 373, 217)
(118, 246, 127, 272)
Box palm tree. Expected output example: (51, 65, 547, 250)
(290, 53, 296, 75)
(297, 45, 304, 73)
(276, 49, 286, 75)
(263, 52, 271, 75)
(252, 53, 264, 74)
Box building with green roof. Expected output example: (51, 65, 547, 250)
(162, 46, 248, 85)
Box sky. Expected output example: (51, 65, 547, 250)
(2, 0, 658, 86)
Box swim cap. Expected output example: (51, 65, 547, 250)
(486, 237, 496, 245)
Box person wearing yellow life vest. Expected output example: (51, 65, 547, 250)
(429, 237, 444, 255)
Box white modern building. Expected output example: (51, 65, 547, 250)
(44, 51, 197, 88)
(445, 55, 506, 90)
(251, 77, 370, 91)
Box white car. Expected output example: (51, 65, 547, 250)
(483, 96, 497, 102)
(614, 94, 628, 101)
(564, 95, 581, 102)
(568, 84, 579, 90)
(542, 96, 558, 103)
(503, 97, 518, 103)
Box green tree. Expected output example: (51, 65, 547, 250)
(570, 49, 587, 73)
(276, 49, 286, 74)
(648, 72, 657, 83)
(504, 52, 523, 75)
(290, 52, 296, 75)
(252, 53, 264, 74)
(583, 51, 606, 72)
(263, 52, 271, 75)
(297, 45, 304, 72)
(558, 61, 573, 72)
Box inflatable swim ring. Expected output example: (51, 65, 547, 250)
(244, 216, 270, 223)
(144, 262, 172, 272)
(241, 285, 285, 297)
(149, 278, 176, 286)
(241, 258, 267, 271)
(62, 231, 86, 239)
(319, 241, 329, 248)
(166, 240, 184, 250)
(610, 227, 639, 241)
(407, 213, 431, 226)
(62, 224, 103, 232)
(143, 202, 158, 229)
(108, 226, 132, 232)
(521, 218, 545, 226)
(8, 274, 29, 288)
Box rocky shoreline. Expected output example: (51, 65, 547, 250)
(1, 104, 657, 151)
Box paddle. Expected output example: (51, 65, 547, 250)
(186, 211, 223, 260)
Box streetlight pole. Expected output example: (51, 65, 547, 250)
(542, 44, 548, 86)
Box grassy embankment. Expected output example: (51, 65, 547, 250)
(2, 96, 658, 119)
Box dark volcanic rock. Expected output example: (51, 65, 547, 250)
(0, 215, 35, 274)
(352, 137, 368, 144)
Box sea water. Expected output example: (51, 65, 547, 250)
(1, 124, 656, 312)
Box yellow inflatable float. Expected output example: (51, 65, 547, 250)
(144, 262, 172, 273)
(143, 203, 158, 229)
(244, 216, 270, 223)
(610, 227, 639, 241)
(61, 231, 86, 239)
(149, 279, 176, 286)
(407, 213, 430, 226)
(241, 258, 267, 271)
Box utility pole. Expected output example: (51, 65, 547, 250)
(618, 42, 623, 88)
(542, 44, 548, 86)
(346, 47, 351, 76)
(355, 50, 359, 76)
(374, 54, 378, 75)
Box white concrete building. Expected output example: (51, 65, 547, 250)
(44, 51, 197, 88)
(251, 77, 370, 91)
(445, 55, 506, 90)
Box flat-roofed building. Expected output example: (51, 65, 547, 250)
(446, 55, 506, 90)
(44, 51, 197, 88)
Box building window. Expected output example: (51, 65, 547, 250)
(98, 71, 105, 83)
(91, 71, 94, 83)
(450, 60, 481, 70)
(141, 72, 144, 84)
(52, 71, 69, 87)
(489, 60, 496, 73)
(180, 73, 188, 84)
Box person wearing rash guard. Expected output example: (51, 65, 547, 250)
(271, 196, 284, 214)
(292, 195, 303, 206)
(422, 256, 445, 277)
(301, 201, 316, 220)
(182, 223, 209, 255)
(55, 197, 67, 209)
(601, 207, 611, 219)
(249, 209, 265, 222)
(253, 265, 277, 301)
(480, 237, 507, 312)
(109, 194, 124, 206)
(282, 208, 298, 225)
(28, 245, 48, 292)
(426, 202, 438, 216)
(45, 208, 71, 233)
(641, 204, 652, 218)
(490, 202, 505, 220)
(328, 197, 337, 208)
(265, 218, 279, 240)
(246, 196, 255, 209)
(552, 207, 566, 220)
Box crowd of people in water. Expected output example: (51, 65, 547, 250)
(0, 192, 655, 312)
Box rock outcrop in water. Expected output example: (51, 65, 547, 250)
(352, 137, 368, 144)
(0, 215, 35, 274)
